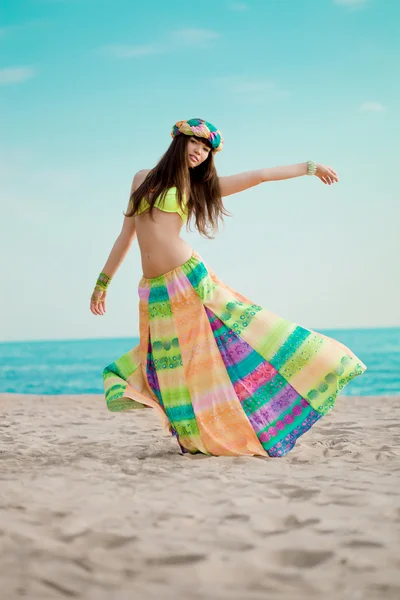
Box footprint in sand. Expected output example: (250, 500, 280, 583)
(283, 515, 320, 529)
(223, 513, 251, 523)
(275, 484, 320, 501)
(256, 515, 320, 538)
(278, 549, 334, 568)
(65, 531, 139, 548)
(146, 553, 206, 566)
(343, 539, 384, 549)
(370, 584, 400, 596)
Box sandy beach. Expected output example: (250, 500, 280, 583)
(1, 393, 399, 600)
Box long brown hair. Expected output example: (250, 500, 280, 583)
(124, 134, 231, 239)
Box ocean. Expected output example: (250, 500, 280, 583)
(0, 327, 399, 396)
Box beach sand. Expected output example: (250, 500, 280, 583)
(1, 393, 399, 600)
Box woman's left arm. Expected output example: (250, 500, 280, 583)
(218, 162, 339, 197)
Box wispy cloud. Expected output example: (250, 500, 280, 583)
(360, 101, 385, 112)
(0, 148, 82, 224)
(229, 2, 249, 11)
(33, 0, 88, 4)
(171, 28, 220, 47)
(211, 75, 290, 102)
(100, 28, 220, 60)
(334, 0, 369, 7)
(0, 19, 50, 39)
(101, 44, 163, 59)
(33, 167, 82, 190)
(0, 67, 38, 86)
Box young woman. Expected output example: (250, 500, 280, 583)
(90, 118, 367, 458)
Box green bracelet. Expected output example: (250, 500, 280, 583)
(307, 160, 317, 176)
(95, 271, 111, 292)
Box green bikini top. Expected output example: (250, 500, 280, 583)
(136, 186, 188, 223)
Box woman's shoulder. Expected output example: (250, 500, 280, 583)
(136, 169, 152, 185)
(133, 170, 186, 203)
(130, 169, 152, 195)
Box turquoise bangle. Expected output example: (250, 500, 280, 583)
(307, 160, 317, 176)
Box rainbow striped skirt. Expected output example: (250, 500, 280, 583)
(103, 251, 367, 457)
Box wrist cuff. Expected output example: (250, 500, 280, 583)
(96, 272, 111, 290)
(307, 160, 317, 176)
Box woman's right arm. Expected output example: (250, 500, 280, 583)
(100, 220, 136, 279)
(100, 171, 141, 277)
(90, 172, 142, 315)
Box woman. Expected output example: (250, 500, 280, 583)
(90, 118, 367, 458)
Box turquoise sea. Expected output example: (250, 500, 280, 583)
(0, 327, 399, 396)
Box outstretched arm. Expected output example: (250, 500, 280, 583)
(218, 162, 339, 197)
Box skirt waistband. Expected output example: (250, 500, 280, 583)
(139, 250, 202, 286)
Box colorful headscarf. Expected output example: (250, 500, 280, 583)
(171, 118, 224, 152)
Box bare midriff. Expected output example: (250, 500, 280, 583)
(135, 208, 193, 279)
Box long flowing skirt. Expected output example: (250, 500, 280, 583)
(103, 251, 367, 457)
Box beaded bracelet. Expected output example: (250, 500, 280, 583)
(94, 271, 112, 292)
(307, 160, 317, 176)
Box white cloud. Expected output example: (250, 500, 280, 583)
(0, 148, 82, 191)
(0, 149, 82, 225)
(0, 67, 38, 85)
(100, 28, 220, 60)
(360, 102, 385, 112)
(35, 168, 82, 190)
(211, 75, 290, 101)
(334, 0, 369, 6)
(0, 19, 50, 39)
(229, 2, 248, 11)
(34, 0, 88, 3)
(171, 28, 220, 46)
(101, 44, 163, 59)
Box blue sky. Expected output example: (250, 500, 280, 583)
(1, 0, 399, 341)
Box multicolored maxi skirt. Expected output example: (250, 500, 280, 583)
(103, 251, 367, 458)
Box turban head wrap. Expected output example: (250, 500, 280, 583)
(171, 118, 224, 152)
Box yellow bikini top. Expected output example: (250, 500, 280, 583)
(136, 186, 188, 223)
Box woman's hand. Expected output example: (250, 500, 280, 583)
(315, 164, 339, 185)
(90, 288, 107, 316)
